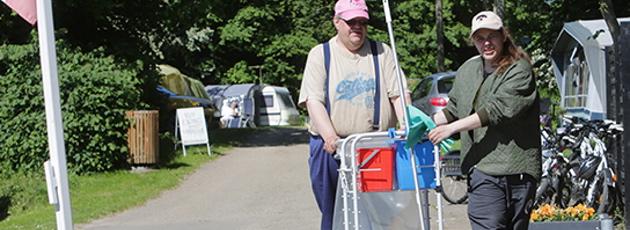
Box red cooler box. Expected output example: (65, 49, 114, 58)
(357, 147, 395, 192)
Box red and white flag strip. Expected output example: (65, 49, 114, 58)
(2, 0, 37, 25)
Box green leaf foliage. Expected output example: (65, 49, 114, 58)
(0, 0, 629, 175)
(0, 40, 144, 174)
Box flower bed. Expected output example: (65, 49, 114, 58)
(530, 203, 595, 222)
(529, 204, 607, 230)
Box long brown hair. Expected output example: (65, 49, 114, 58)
(495, 27, 531, 75)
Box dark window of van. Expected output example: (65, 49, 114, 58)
(262, 95, 274, 108)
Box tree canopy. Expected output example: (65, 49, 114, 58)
(1, 0, 629, 173)
(2, 0, 629, 92)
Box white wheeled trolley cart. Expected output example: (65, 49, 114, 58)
(332, 130, 444, 230)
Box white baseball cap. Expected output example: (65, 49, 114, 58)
(470, 11, 503, 36)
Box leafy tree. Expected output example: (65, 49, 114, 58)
(0, 39, 145, 174)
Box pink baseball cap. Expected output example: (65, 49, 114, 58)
(334, 0, 369, 20)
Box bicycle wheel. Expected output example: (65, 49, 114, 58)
(440, 164, 468, 204)
(534, 177, 551, 207)
(552, 174, 572, 208)
(440, 151, 468, 204)
(440, 173, 468, 204)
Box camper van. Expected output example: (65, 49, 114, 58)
(259, 86, 300, 126)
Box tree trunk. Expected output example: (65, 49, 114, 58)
(435, 0, 445, 72)
(600, 0, 620, 46)
(493, 0, 505, 19)
(599, 0, 621, 122)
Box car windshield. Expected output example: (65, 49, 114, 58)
(437, 77, 454, 94)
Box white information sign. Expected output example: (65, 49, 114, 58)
(176, 107, 211, 156)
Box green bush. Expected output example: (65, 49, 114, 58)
(0, 173, 47, 217)
(0, 40, 147, 174)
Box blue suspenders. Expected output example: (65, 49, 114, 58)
(323, 42, 332, 113)
(323, 40, 381, 130)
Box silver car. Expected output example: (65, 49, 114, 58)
(411, 71, 456, 115)
(411, 71, 465, 205)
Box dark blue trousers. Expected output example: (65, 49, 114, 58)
(467, 168, 537, 230)
(308, 135, 340, 230)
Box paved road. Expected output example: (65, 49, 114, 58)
(79, 128, 469, 230)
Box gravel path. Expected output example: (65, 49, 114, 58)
(79, 128, 469, 230)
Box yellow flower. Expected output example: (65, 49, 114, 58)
(586, 207, 595, 216)
(530, 212, 540, 222)
(566, 206, 578, 217)
(539, 204, 554, 217)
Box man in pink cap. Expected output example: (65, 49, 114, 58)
(298, 0, 407, 229)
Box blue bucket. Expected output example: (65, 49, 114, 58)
(395, 140, 437, 190)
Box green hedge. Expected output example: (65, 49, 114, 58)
(0, 41, 147, 174)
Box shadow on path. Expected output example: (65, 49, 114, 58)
(211, 126, 309, 147)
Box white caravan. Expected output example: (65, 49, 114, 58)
(259, 86, 300, 126)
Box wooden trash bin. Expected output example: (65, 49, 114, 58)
(126, 110, 159, 165)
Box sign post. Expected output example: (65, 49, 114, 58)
(175, 107, 212, 156)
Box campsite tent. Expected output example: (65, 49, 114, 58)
(550, 18, 630, 120)
(156, 64, 217, 131)
(205, 84, 263, 127)
(205, 85, 230, 117)
(206, 84, 302, 127)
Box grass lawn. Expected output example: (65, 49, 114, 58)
(0, 126, 271, 230)
(0, 126, 461, 229)
(0, 147, 222, 230)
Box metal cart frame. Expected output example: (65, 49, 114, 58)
(336, 130, 444, 230)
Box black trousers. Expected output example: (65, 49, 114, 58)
(467, 168, 537, 230)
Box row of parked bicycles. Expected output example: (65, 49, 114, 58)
(437, 114, 625, 219)
(535, 115, 624, 216)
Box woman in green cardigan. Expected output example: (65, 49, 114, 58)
(428, 11, 541, 230)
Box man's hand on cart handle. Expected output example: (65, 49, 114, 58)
(398, 124, 406, 136)
(323, 134, 340, 154)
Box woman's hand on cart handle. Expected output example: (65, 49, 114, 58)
(429, 113, 482, 144)
(323, 134, 340, 154)
(428, 124, 454, 145)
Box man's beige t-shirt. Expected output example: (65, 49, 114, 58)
(298, 36, 405, 137)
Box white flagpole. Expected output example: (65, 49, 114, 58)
(36, 0, 73, 229)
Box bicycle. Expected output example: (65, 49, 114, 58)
(439, 150, 468, 204)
